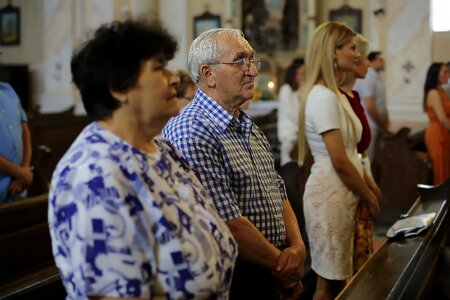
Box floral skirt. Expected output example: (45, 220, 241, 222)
(353, 203, 374, 273)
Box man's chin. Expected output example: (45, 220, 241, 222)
(243, 92, 254, 101)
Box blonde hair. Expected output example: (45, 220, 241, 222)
(298, 21, 357, 164)
(337, 34, 370, 86)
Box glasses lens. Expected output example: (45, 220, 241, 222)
(252, 59, 261, 71)
(239, 58, 261, 71)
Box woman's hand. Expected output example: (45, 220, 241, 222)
(364, 170, 382, 202)
(365, 190, 380, 218)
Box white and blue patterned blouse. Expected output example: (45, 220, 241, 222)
(48, 122, 237, 300)
(162, 90, 287, 249)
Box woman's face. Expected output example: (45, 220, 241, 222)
(295, 64, 306, 84)
(354, 57, 370, 79)
(438, 64, 449, 85)
(335, 37, 360, 72)
(127, 56, 179, 130)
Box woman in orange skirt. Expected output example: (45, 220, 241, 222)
(424, 62, 450, 185)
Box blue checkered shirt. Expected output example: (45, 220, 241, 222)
(162, 90, 287, 248)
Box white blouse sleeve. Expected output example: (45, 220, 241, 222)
(308, 87, 340, 134)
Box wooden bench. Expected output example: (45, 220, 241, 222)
(28, 107, 89, 197)
(337, 179, 450, 299)
(372, 127, 431, 228)
(0, 194, 65, 299)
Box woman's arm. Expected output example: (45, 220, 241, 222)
(21, 123, 32, 168)
(426, 89, 450, 131)
(322, 129, 380, 217)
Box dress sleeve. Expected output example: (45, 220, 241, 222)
(308, 88, 341, 134)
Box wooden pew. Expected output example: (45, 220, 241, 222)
(0, 194, 65, 299)
(372, 127, 431, 228)
(337, 179, 450, 300)
(28, 107, 89, 197)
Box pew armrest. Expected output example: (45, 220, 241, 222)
(0, 264, 62, 299)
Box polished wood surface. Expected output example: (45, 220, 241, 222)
(337, 179, 449, 300)
(0, 194, 65, 299)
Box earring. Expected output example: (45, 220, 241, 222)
(333, 61, 338, 69)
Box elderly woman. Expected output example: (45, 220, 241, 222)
(48, 19, 237, 300)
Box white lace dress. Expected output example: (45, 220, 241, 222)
(303, 85, 363, 280)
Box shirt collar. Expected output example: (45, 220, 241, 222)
(194, 89, 251, 132)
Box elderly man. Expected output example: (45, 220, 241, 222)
(163, 28, 306, 299)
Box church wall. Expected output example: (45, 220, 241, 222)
(0, 0, 448, 123)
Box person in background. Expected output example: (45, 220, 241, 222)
(277, 58, 306, 166)
(354, 51, 390, 161)
(163, 28, 306, 300)
(298, 21, 380, 299)
(175, 69, 196, 109)
(423, 62, 450, 185)
(0, 80, 33, 202)
(443, 61, 450, 98)
(48, 19, 237, 299)
(338, 34, 382, 273)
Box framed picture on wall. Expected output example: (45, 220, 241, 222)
(329, 4, 362, 34)
(194, 12, 221, 39)
(0, 4, 20, 45)
(242, 0, 299, 53)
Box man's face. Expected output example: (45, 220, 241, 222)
(372, 54, 385, 71)
(210, 35, 258, 106)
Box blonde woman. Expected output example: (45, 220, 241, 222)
(298, 22, 380, 299)
(338, 34, 382, 273)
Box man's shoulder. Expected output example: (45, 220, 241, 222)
(163, 105, 216, 142)
(0, 82, 20, 103)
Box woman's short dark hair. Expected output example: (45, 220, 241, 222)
(175, 69, 195, 98)
(423, 62, 443, 111)
(284, 58, 304, 90)
(71, 19, 178, 120)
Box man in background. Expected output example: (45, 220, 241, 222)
(355, 51, 390, 160)
(0, 80, 33, 202)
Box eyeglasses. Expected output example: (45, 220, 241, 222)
(211, 57, 262, 71)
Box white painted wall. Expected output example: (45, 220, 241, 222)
(0, 0, 448, 123)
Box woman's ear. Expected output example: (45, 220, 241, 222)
(110, 89, 128, 104)
(200, 64, 216, 88)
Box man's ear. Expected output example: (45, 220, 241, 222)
(200, 64, 216, 88)
(110, 89, 128, 104)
